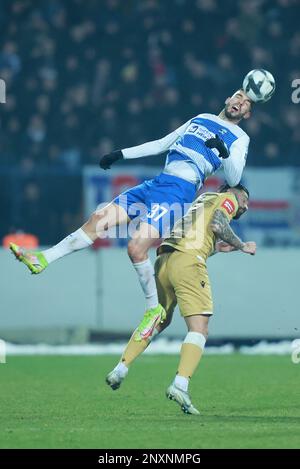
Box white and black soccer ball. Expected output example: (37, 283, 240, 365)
(242, 69, 275, 103)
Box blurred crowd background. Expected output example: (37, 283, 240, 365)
(0, 0, 300, 244)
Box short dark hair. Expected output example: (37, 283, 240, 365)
(218, 183, 249, 198)
(236, 88, 255, 106)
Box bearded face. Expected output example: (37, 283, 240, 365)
(224, 91, 252, 121)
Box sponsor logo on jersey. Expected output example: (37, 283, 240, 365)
(221, 198, 235, 215)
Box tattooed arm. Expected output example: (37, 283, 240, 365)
(210, 210, 244, 249)
(210, 210, 256, 255)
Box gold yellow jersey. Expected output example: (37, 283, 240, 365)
(161, 192, 239, 262)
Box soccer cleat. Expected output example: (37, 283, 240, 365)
(105, 370, 125, 391)
(134, 304, 166, 342)
(9, 243, 48, 274)
(166, 383, 200, 415)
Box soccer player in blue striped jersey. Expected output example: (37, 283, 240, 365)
(10, 89, 252, 336)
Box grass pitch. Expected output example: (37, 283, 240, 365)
(1, 354, 299, 449)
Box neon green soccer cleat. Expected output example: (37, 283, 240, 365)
(9, 243, 48, 274)
(134, 304, 166, 342)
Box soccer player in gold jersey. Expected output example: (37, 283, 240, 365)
(106, 183, 256, 415)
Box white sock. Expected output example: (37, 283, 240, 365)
(174, 375, 189, 392)
(114, 362, 129, 378)
(133, 258, 158, 309)
(42, 228, 93, 264)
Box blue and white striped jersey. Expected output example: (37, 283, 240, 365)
(122, 113, 249, 189)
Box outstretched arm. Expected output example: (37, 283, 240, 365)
(99, 120, 191, 169)
(210, 209, 256, 254)
(123, 120, 190, 159)
(222, 135, 249, 186)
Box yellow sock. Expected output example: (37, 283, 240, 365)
(177, 332, 206, 378)
(121, 330, 150, 367)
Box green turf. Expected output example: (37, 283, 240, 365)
(0, 354, 299, 449)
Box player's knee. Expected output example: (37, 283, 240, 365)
(188, 323, 209, 338)
(127, 240, 147, 263)
(199, 325, 209, 338)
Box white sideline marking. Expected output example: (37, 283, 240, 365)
(4, 339, 295, 356)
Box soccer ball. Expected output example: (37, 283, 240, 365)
(242, 69, 275, 103)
